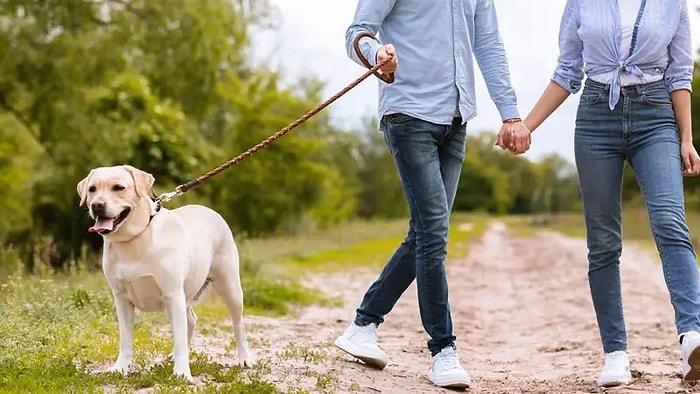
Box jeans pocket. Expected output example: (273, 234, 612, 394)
(641, 88, 672, 108)
(384, 113, 415, 124)
(579, 92, 604, 106)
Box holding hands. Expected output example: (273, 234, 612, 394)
(496, 120, 532, 155)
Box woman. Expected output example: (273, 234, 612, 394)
(502, 0, 700, 387)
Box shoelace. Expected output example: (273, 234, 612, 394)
(603, 352, 627, 369)
(355, 324, 378, 344)
(437, 348, 460, 370)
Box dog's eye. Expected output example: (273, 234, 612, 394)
(88, 186, 96, 193)
(112, 184, 126, 191)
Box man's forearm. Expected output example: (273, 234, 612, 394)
(344, 0, 395, 68)
(473, 1, 519, 121)
(346, 30, 381, 67)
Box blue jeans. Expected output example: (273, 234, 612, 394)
(575, 79, 700, 353)
(354, 113, 466, 356)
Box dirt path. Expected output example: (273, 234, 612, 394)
(199, 222, 700, 393)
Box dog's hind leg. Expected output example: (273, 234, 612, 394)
(211, 245, 255, 367)
(211, 278, 255, 367)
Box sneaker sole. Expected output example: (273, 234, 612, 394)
(685, 346, 700, 381)
(597, 371, 632, 388)
(428, 372, 471, 390)
(333, 337, 388, 370)
(598, 377, 631, 388)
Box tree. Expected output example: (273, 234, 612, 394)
(455, 154, 511, 214)
(0, 0, 357, 267)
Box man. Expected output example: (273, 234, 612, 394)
(333, 0, 531, 389)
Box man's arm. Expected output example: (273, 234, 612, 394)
(472, 0, 519, 121)
(345, 0, 397, 68)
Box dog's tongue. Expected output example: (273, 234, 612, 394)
(89, 218, 115, 233)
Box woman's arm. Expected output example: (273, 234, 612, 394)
(672, 89, 700, 176)
(666, 0, 699, 176)
(671, 89, 692, 144)
(498, 0, 583, 150)
(664, 0, 692, 94)
(666, 0, 693, 145)
(528, 0, 583, 132)
(524, 81, 571, 133)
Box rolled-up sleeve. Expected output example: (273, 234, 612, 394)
(345, 0, 396, 68)
(664, 0, 693, 92)
(551, 0, 584, 94)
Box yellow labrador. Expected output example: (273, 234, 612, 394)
(77, 165, 255, 382)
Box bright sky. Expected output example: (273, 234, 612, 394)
(251, 0, 700, 162)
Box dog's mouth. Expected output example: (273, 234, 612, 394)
(88, 208, 131, 234)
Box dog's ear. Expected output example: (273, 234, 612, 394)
(76, 170, 94, 206)
(123, 165, 155, 197)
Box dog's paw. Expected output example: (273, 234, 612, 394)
(240, 353, 257, 368)
(174, 371, 194, 384)
(173, 365, 194, 384)
(106, 362, 131, 374)
(181, 374, 194, 384)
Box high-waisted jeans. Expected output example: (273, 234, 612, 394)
(575, 79, 700, 353)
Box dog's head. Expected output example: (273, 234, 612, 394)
(77, 165, 155, 238)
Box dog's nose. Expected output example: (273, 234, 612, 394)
(91, 201, 106, 214)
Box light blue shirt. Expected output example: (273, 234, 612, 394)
(346, 0, 520, 125)
(553, 0, 693, 110)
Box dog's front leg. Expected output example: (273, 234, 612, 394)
(107, 295, 135, 374)
(165, 291, 193, 383)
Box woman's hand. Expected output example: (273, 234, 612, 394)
(681, 141, 700, 177)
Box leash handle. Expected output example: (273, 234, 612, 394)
(352, 32, 395, 84)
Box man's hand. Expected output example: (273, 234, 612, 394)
(681, 141, 700, 177)
(496, 121, 531, 155)
(376, 44, 398, 75)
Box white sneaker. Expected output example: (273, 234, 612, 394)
(597, 350, 631, 387)
(428, 345, 471, 389)
(334, 322, 389, 369)
(681, 331, 700, 381)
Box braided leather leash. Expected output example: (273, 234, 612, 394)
(155, 34, 394, 208)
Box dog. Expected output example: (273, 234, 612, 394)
(77, 165, 255, 382)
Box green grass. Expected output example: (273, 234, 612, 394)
(504, 207, 700, 252)
(279, 212, 491, 272)
(0, 272, 284, 393)
(0, 212, 492, 393)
